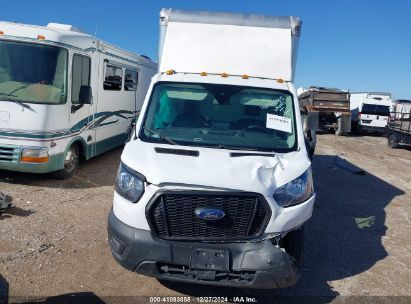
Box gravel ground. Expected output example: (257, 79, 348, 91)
(0, 134, 410, 304)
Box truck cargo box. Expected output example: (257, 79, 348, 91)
(159, 8, 301, 81)
(299, 87, 350, 112)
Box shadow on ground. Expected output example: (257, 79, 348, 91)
(0, 274, 8, 304)
(0, 146, 123, 189)
(156, 154, 403, 303)
(12, 292, 105, 304)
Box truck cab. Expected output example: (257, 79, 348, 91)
(108, 9, 315, 289)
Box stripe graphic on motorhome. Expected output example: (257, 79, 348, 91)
(0, 110, 136, 140)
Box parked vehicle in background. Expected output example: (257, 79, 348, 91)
(0, 21, 157, 178)
(387, 99, 411, 148)
(108, 9, 316, 289)
(393, 99, 411, 119)
(350, 92, 392, 134)
(298, 87, 351, 137)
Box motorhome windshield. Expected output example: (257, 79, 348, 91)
(141, 82, 297, 152)
(0, 40, 68, 104)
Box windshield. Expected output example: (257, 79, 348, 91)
(140, 82, 297, 152)
(0, 40, 68, 104)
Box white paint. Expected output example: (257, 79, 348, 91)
(0, 112, 10, 128)
(159, 10, 300, 81)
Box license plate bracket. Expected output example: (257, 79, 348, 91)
(190, 248, 229, 271)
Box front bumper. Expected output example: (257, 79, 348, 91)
(0, 153, 64, 173)
(108, 209, 299, 289)
(358, 125, 386, 132)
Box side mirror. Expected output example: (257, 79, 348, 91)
(79, 85, 92, 104)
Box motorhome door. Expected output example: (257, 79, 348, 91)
(69, 53, 93, 147)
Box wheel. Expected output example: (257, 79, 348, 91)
(53, 143, 80, 179)
(388, 134, 398, 149)
(0, 275, 8, 304)
(335, 117, 343, 136)
(281, 226, 305, 268)
(304, 130, 316, 161)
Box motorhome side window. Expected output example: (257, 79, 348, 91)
(104, 65, 123, 91)
(71, 54, 91, 104)
(124, 69, 138, 91)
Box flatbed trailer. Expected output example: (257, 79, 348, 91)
(387, 108, 411, 148)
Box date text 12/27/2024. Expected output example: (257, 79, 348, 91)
(149, 297, 258, 303)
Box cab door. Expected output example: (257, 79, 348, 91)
(68, 53, 93, 154)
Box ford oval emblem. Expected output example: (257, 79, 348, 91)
(194, 207, 226, 221)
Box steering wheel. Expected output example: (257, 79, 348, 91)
(173, 115, 209, 128)
(196, 115, 210, 127)
(243, 125, 270, 133)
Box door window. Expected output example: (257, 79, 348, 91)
(72, 54, 91, 104)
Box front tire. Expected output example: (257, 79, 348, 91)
(281, 226, 305, 268)
(53, 143, 80, 179)
(335, 117, 343, 136)
(0, 275, 8, 304)
(388, 134, 398, 149)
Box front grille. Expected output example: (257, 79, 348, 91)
(147, 191, 270, 241)
(0, 145, 20, 163)
(158, 263, 256, 283)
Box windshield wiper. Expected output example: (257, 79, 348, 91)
(143, 127, 177, 145)
(0, 93, 34, 111)
(230, 152, 276, 157)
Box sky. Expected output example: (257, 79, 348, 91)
(1, 0, 410, 99)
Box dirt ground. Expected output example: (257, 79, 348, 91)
(1, 134, 410, 304)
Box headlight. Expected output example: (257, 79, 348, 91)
(115, 163, 145, 202)
(21, 148, 49, 163)
(273, 167, 314, 207)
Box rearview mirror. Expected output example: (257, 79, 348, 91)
(79, 85, 92, 104)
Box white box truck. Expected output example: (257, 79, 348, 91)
(108, 9, 315, 289)
(0, 21, 157, 178)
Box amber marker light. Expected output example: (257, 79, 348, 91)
(20, 148, 49, 163)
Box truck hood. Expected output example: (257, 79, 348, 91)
(0, 101, 68, 137)
(121, 139, 310, 197)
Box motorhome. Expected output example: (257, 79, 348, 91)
(0, 21, 157, 178)
(108, 9, 315, 289)
(350, 92, 392, 133)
